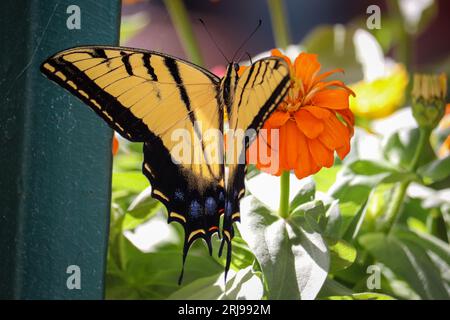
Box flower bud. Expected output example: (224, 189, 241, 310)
(411, 73, 447, 129)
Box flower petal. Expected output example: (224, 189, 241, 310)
(271, 49, 292, 68)
(266, 111, 290, 128)
(285, 119, 299, 168)
(294, 53, 321, 90)
(312, 89, 350, 110)
(303, 105, 332, 119)
(313, 68, 344, 84)
(318, 128, 341, 150)
(308, 138, 334, 168)
(337, 142, 350, 160)
(294, 109, 324, 139)
(336, 108, 355, 136)
(293, 131, 312, 179)
(321, 114, 351, 160)
(337, 108, 355, 126)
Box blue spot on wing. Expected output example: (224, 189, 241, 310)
(189, 200, 202, 218)
(175, 189, 185, 201)
(225, 200, 233, 217)
(205, 197, 217, 215)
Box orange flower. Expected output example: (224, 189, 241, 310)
(112, 134, 119, 156)
(247, 49, 355, 179)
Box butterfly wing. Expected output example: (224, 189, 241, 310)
(41, 46, 225, 282)
(222, 57, 290, 274)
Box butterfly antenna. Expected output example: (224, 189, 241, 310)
(231, 19, 262, 62)
(199, 18, 230, 64)
(246, 52, 253, 65)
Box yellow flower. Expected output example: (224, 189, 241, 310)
(438, 104, 450, 158)
(349, 64, 409, 119)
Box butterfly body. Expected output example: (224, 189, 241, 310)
(41, 46, 290, 281)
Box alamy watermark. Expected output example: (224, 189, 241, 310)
(169, 122, 279, 171)
(66, 264, 81, 290)
(66, 5, 81, 30)
(366, 265, 381, 290)
(366, 5, 381, 30)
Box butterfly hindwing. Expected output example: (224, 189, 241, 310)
(41, 46, 226, 281)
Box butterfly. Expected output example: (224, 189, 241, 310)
(41, 46, 290, 283)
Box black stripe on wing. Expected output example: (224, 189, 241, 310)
(41, 58, 151, 142)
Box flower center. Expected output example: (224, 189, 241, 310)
(279, 77, 308, 114)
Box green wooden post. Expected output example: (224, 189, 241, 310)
(0, 0, 121, 299)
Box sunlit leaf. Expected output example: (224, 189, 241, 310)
(349, 160, 399, 176)
(326, 292, 395, 300)
(289, 179, 316, 212)
(323, 200, 342, 239)
(239, 196, 329, 300)
(112, 171, 149, 193)
(167, 267, 264, 300)
(417, 156, 450, 185)
(359, 232, 450, 299)
(314, 165, 342, 193)
(326, 237, 357, 273)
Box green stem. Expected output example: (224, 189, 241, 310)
(381, 180, 409, 235)
(409, 127, 430, 172)
(267, 0, 291, 49)
(386, 0, 414, 71)
(163, 0, 204, 66)
(278, 170, 290, 218)
(381, 127, 430, 234)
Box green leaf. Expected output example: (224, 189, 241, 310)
(349, 160, 399, 176)
(359, 232, 450, 299)
(329, 160, 414, 238)
(318, 278, 394, 300)
(314, 165, 342, 193)
(167, 267, 263, 300)
(343, 198, 369, 242)
(122, 187, 163, 230)
(113, 151, 143, 172)
(317, 278, 353, 298)
(289, 179, 315, 212)
(324, 201, 342, 239)
(326, 292, 395, 300)
(229, 236, 255, 270)
(417, 156, 450, 185)
(394, 228, 450, 267)
(326, 237, 357, 273)
(112, 171, 149, 194)
(291, 200, 326, 234)
(382, 128, 435, 170)
(105, 237, 223, 299)
(239, 196, 329, 300)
